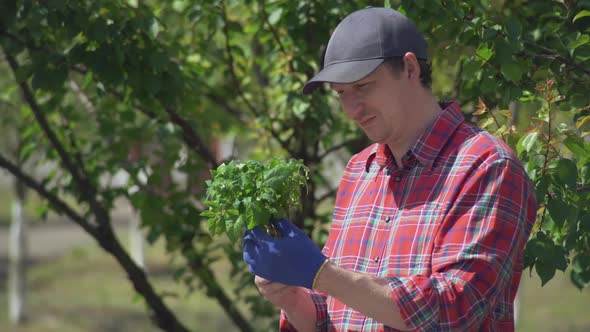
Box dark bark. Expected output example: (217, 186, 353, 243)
(187, 252, 256, 332)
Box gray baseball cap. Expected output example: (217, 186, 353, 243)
(303, 7, 428, 94)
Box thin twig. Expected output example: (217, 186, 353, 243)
(219, 2, 295, 155)
(204, 92, 243, 118)
(485, 107, 503, 136)
(535, 119, 561, 157)
(204, 90, 301, 157)
(462, 16, 590, 77)
(318, 138, 362, 160)
(164, 106, 219, 169)
(60, 114, 89, 182)
(523, 38, 590, 75)
(220, 2, 258, 116)
(542, 110, 553, 173)
(259, 1, 296, 74)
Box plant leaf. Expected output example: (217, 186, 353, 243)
(556, 158, 578, 189)
(519, 132, 539, 156)
(573, 10, 590, 23)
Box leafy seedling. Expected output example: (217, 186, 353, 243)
(201, 158, 309, 242)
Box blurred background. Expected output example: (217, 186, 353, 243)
(1, 0, 590, 331)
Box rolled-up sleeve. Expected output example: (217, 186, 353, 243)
(280, 290, 331, 331)
(389, 157, 536, 330)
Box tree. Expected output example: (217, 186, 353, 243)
(0, 1, 589, 331)
(0, 49, 30, 324)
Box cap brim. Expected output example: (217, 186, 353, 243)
(302, 58, 385, 95)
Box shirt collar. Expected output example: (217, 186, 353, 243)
(365, 100, 464, 173)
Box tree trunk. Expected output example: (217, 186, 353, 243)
(509, 101, 519, 130)
(95, 223, 190, 332)
(8, 179, 27, 324)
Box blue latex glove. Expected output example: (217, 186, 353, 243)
(242, 219, 328, 289)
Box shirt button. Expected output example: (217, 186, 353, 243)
(395, 176, 401, 182)
(384, 216, 391, 223)
(374, 256, 380, 262)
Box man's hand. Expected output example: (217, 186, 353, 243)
(254, 276, 304, 310)
(256, 276, 318, 332)
(242, 219, 328, 289)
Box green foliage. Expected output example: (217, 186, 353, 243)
(474, 79, 590, 289)
(202, 158, 308, 242)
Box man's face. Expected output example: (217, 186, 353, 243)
(331, 64, 409, 145)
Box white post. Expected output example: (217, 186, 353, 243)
(128, 208, 144, 269)
(514, 282, 522, 327)
(8, 182, 27, 324)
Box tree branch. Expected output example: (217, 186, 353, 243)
(65, 79, 100, 176)
(4, 51, 110, 223)
(59, 112, 90, 184)
(163, 106, 219, 169)
(460, 16, 590, 78)
(219, 2, 295, 156)
(204, 92, 244, 119)
(220, 2, 258, 116)
(523, 40, 590, 76)
(259, 1, 296, 74)
(71, 65, 220, 169)
(318, 138, 363, 161)
(186, 247, 255, 332)
(0, 152, 97, 237)
(0, 30, 42, 51)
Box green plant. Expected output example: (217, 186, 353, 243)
(202, 158, 309, 242)
(474, 79, 590, 288)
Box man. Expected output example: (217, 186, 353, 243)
(242, 7, 536, 331)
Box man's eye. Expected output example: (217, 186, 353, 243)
(357, 83, 370, 90)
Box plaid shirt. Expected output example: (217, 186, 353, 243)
(280, 101, 537, 331)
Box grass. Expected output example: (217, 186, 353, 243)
(0, 237, 273, 332)
(0, 236, 589, 332)
(517, 269, 590, 332)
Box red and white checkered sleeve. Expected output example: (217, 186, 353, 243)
(389, 157, 536, 330)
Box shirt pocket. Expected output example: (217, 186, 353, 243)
(379, 205, 442, 277)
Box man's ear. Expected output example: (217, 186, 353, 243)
(403, 52, 421, 82)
